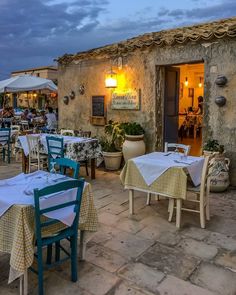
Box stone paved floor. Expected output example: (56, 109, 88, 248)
(1, 160, 236, 295)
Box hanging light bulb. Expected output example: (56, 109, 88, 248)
(198, 77, 203, 88)
(184, 77, 188, 87)
(105, 68, 117, 88)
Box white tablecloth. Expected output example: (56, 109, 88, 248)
(133, 152, 204, 186)
(0, 170, 86, 226)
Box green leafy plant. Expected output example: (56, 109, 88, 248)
(203, 139, 224, 153)
(121, 122, 144, 136)
(101, 120, 124, 152)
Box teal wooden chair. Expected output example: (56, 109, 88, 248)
(46, 136, 64, 171)
(53, 158, 80, 179)
(0, 128, 11, 163)
(32, 179, 85, 295)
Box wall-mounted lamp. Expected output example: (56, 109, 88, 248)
(105, 68, 117, 88)
(198, 77, 203, 88)
(184, 77, 189, 87)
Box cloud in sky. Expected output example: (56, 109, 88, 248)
(0, 0, 236, 79)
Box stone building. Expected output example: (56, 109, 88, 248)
(57, 17, 236, 184)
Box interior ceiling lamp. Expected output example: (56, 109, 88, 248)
(199, 77, 203, 88)
(105, 67, 117, 88)
(184, 77, 189, 87)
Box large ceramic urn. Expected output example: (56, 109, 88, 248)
(122, 134, 145, 162)
(209, 154, 230, 192)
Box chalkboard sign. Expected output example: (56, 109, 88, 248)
(92, 96, 105, 117)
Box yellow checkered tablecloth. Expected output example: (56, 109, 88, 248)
(120, 159, 188, 199)
(0, 183, 98, 281)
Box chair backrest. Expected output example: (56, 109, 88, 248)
(11, 125, 21, 132)
(60, 129, 75, 136)
(53, 158, 80, 179)
(199, 156, 210, 202)
(164, 142, 190, 156)
(79, 131, 91, 138)
(0, 128, 11, 146)
(27, 135, 40, 159)
(20, 120, 29, 130)
(46, 136, 64, 169)
(34, 179, 85, 243)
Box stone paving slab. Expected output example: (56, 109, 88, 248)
(110, 281, 155, 295)
(206, 232, 236, 251)
(104, 231, 154, 259)
(191, 262, 236, 295)
(181, 226, 211, 241)
(138, 243, 200, 280)
(157, 275, 217, 295)
(215, 251, 236, 272)
(118, 262, 165, 294)
(85, 244, 127, 273)
(178, 238, 218, 260)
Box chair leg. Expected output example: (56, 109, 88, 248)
(168, 199, 175, 222)
(37, 247, 44, 295)
(176, 199, 182, 228)
(46, 244, 52, 265)
(71, 235, 78, 282)
(200, 202, 206, 228)
(146, 193, 151, 205)
(55, 241, 60, 262)
(155, 194, 160, 201)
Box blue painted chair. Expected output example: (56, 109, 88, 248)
(0, 128, 11, 163)
(32, 179, 85, 295)
(46, 136, 64, 171)
(53, 158, 80, 179)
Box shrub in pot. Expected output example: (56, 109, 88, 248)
(121, 122, 145, 162)
(100, 121, 123, 170)
(203, 139, 230, 192)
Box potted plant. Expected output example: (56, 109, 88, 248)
(100, 121, 123, 170)
(121, 122, 145, 162)
(203, 139, 223, 156)
(203, 139, 230, 192)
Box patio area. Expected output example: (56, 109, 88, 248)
(1, 160, 236, 295)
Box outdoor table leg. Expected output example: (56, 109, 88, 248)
(176, 199, 182, 228)
(79, 230, 86, 260)
(146, 192, 151, 205)
(129, 189, 134, 215)
(21, 151, 28, 173)
(19, 270, 28, 295)
(90, 158, 96, 180)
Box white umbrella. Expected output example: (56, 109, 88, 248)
(0, 74, 57, 93)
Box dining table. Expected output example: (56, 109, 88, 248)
(0, 170, 98, 295)
(16, 133, 102, 179)
(120, 152, 205, 215)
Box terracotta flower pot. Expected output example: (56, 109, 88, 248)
(102, 151, 122, 170)
(122, 134, 145, 162)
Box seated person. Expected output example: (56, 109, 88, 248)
(21, 109, 29, 120)
(44, 107, 57, 131)
(195, 96, 203, 115)
(27, 108, 37, 120)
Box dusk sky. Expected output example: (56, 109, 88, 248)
(0, 0, 236, 79)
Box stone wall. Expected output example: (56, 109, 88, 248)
(58, 38, 236, 184)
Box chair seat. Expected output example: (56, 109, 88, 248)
(41, 227, 74, 246)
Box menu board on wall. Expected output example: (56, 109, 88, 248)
(91, 95, 106, 126)
(92, 96, 105, 117)
(111, 89, 140, 110)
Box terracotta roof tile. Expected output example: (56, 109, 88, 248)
(58, 17, 236, 65)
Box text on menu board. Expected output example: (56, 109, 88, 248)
(111, 90, 140, 110)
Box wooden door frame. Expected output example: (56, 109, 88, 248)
(155, 60, 205, 151)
